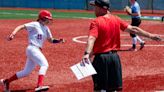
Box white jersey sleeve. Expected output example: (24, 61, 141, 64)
(24, 22, 36, 32)
(46, 27, 53, 39)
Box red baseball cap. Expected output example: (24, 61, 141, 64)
(38, 10, 52, 20)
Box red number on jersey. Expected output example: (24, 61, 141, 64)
(37, 34, 42, 40)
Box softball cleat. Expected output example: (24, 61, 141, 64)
(35, 86, 49, 92)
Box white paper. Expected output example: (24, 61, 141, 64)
(70, 60, 97, 80)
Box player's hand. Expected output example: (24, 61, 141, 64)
(124, 6, 131, 15)
(7, 33, 15, 41)
(124, 6, 130, 11)
(150, 34, 162, 41)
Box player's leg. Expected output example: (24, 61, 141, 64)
(16, 58, 36, 78)
(0, 58, 36, 91)
(131, 18, 145, 51)
(133, 18, 145, 50)
(29, 47, 49, 91)
(136, 35, 144, 43)
(136, 35, 145, 50)
(31, 52, 49, 87)
(130, 33, 137, 51)
(134, 35, 145, 50)
(130, 18, 140, 51)
(16, 46, 37, 78)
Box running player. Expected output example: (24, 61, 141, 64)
(0, 10, 64, 92)
(125, 0, 145, 51)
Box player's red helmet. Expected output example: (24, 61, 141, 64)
(38, 10, 52, 20)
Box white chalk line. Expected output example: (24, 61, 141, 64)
(72, 35, 164, 47)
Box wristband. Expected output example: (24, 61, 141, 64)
(52, 39, 60, 43)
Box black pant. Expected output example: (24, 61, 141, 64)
(162, 16, 164, 22)
(130, 18, 141, 37)
(92, 51, 122, 91)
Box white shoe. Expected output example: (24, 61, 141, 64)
(35, 86, 49, 92)
(0, 79, 10, 92)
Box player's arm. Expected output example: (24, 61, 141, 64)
(46, 28, 65, 44)
(125, 25, 161, 41)
(8, 25, 26, 41)
(48, 38, 65, 44)
(124, 6, 139, 16)
(124, 6, 132, 15)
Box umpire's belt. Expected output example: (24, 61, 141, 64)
(95, 50, 117, 55)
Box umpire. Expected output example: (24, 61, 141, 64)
(81, 0, 161, 92)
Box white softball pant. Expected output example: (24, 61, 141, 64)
(16, 45, 49, 78)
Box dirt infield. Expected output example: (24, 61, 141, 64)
(0, 18, 163, 92)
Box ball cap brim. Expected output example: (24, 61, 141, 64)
(45, 16, 53, 20)
(89, 1, 96, 6)
(89, 0, 110, 10)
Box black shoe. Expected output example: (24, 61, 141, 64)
(140, 42, 145, 50)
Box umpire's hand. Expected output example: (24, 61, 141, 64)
(150, 34, 162, 41)
(81, 54, 90, 66)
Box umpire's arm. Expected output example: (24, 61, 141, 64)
(82, 35, 96, 60)
(125, 25, 161, 41)
(85, 36, 96, 54)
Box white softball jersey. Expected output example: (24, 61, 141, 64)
(131, 1, 141, 18)
(25, 21, 53, 48)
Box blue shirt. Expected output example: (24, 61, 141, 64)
(131, 1, 141, 18)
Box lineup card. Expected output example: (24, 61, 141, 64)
(70, 60, 97, 80)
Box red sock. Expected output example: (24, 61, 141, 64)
(37, 75, 44, 87)
(7, 74, 18, 83)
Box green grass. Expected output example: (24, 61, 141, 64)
(1, 9, 161, 21)
(0, 9, 37, 19)
(0, 9, 131, 20)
